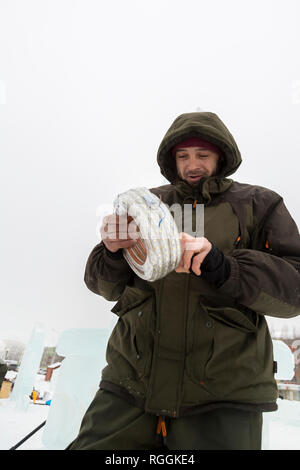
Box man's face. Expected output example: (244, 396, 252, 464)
(175, 146, 220, 186)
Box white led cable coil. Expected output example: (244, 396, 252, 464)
(113, 187, 182, 282)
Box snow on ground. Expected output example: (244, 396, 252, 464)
(0, 373, 54, 450)
(0, 396, 299, 450)
(0, 398, 49, 450)
(262, 399, 300, 450)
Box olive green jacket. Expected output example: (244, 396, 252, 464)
(84, 112, 300, 417)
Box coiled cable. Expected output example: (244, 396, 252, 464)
(113, 187, 181, 282)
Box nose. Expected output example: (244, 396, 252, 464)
(187, 157, 201, 172)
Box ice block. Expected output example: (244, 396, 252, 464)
(10, 323, 45, 411)
(262, 339, 295, 449)
(41, 328, 110, 450)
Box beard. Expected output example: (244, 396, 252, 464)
(183, 171, 209, 186)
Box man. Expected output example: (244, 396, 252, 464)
(67, 112, 300, 450)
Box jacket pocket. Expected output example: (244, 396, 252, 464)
(111, 286, 153, 317)
(188, 304, 259, 398)
(108, 291, 155, 381)
(206, 305, 258, 333)
(185, 302, 215, 388)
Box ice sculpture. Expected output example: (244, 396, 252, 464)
(10, 323, 46, 411)
(262, 339, 295, 450)
(273, 339, 295, 381)
(41, 328, 110, 450)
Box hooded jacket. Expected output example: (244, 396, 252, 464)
(84, 112, 300, 417)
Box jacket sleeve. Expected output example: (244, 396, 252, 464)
(84, 241, 134, 301)
(217, 198, 300, 318)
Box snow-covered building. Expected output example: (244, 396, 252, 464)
(45, 362, 63, 382)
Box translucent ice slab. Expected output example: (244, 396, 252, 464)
(10, 323, 45, 411)
(41, 328, 110, 450)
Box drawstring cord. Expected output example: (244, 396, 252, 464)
(156, 415, 167, 446)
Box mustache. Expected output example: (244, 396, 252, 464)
(185, 172, 207, 177)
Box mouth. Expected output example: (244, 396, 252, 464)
(187, 175, 203, 182)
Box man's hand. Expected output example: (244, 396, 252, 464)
(100, 214, 139, 253)
(175, 232, 212, 275)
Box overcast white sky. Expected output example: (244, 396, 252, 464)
(0, 0, 299, 346)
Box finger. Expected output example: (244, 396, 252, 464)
(191, 250, 212, 275)
(185, 237, 204, 251)
(182, 250, 195, 270)
(101, 217, 139, 239)
(106, 239, 138, 250)
(175, 265, 190, 273)
(101, 214, 129, 229)
(178, 232, 189, 253)
(182, 238, 205, 269)
(190, 253, 204, 276)
(101, 214, 123, 226)
(102, 232, 135, 241)
(182, 245, 202, 269)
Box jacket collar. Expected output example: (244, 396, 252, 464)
(174, 176, 233, 204)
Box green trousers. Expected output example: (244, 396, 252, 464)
(67, 389, 262, 450)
